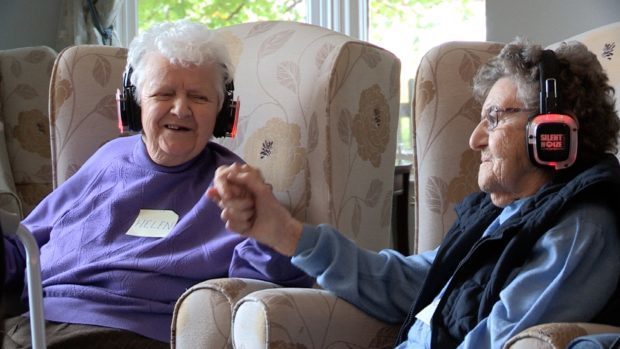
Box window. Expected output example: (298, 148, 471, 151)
(117, 0, 485, 161)
(368, 0, 486, 160)
(119, 0, 367, 42)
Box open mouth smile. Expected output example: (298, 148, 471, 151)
(164, 124, 190, 131)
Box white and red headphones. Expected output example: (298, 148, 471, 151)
(526, 49, 579, 170)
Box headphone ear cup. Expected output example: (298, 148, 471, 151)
(125, 87, 142, 132)
(526, 113, 579, 170)
(127, 86, 142, 132)
(213, 81, 239, 138)
(118, 67, 142, 133)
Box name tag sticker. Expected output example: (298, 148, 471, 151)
(415, 298, 440, 326)
(126, 209, 178, 238)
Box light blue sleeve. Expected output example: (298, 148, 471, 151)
(292, 224, 438, 323)
(458, 202, 620, 349)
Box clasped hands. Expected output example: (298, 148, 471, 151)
(206, 163, 303, 256)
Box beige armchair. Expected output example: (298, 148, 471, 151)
(411, 22, 620, 349)
(47, 21, 402, 347)
(0, 46, 56, 218)
(172, 21, 402, 348)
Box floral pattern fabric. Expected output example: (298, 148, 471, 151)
(214, 22, 400, 250)
(0, 46, 57, 217)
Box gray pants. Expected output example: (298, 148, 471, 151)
(2, 316, 169, 349)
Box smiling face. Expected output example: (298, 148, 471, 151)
(139, 52, 221, 167)
(469, 77, 551, 207)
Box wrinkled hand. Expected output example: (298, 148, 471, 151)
(206, 163, 302, 256)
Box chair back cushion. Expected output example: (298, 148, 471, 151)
(213, 21, 401, 250)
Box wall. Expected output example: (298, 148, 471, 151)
(0, 0, 63, 51)
(487, 0, 620, 45)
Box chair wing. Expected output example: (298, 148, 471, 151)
(49, 44, 127, 188)
(411, 41, 503, 253)
(0, 46, 57, 216)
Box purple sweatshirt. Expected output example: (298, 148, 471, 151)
(3, 135, 312, 342)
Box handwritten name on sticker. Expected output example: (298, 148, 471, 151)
(126, 209, 179, 238)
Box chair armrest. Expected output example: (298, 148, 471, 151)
(171, 277, 280, 348)
(504, 322, 620, 349)
(232, 288, 400, 348)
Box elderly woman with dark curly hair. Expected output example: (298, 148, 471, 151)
(207, 37, 620, 349)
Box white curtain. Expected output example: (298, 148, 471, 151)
(57, 0, 126, 50)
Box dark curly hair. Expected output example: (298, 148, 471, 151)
(473, 37, 619, 166)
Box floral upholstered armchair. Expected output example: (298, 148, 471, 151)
(0, 46, 57, 219)
(411, 22, 620, 349)
(47, 21, 402, 348)
(174, 21, 402, 349)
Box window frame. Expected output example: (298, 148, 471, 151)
(116, 0, 368, 47)
(116, 0, 137, 48)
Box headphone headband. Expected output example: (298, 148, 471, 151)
(539, 50, 561, 114)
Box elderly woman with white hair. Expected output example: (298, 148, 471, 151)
(1, 20, 312, 348)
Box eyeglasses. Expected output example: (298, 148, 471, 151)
(483, 106, 537, 131)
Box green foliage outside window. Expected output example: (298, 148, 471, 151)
(138, 0, 305, 31)
(137, 0, 456, 33)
